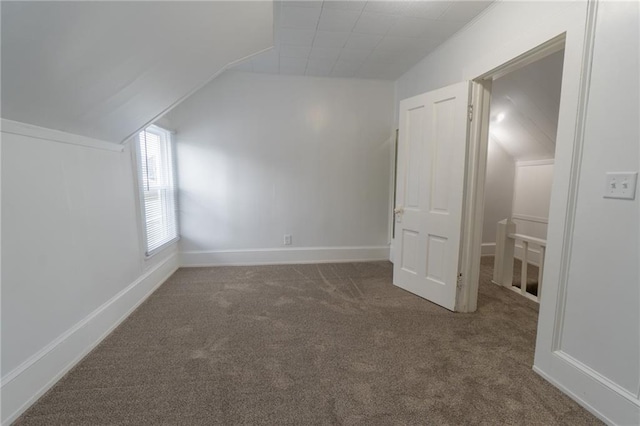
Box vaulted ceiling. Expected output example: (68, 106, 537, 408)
(229, 1, 493, 79)
(489, 50, 565, 161)
(1, 1, 273, 143)
(1, 1, 496, 144)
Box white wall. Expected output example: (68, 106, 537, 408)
(511, 160, 554, 265)
(482, 154, 553, 262)
(512, 160, 554, 241)
(166, 71, 395, 265)
(0, 120, 179, 424)
(555, 0, 638, 404)
(482, 137, 515, 251)
(395, 1, 639, 424)
(489, 50, 564, 161)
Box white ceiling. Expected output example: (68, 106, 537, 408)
(229, 0, 493, 80)
(489, 50, 565, 161)
(1, 1, 273, 143)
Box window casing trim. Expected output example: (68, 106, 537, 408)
(134, 124, 180, 258)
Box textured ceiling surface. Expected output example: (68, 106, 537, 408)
(1, 1, 272, 143)
(490, 50, 565, 161)
(229, 0, 493, 80)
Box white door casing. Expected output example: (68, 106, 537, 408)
(393, 82, 471, 311)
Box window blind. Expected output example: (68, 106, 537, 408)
(136, 125, 178, 255)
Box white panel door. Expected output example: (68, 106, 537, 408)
(393, 82, 471, 311)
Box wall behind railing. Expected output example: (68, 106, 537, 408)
(511, 160, 553, 265)
(512, 160, 554, 238)
(482, 137, 515, 255)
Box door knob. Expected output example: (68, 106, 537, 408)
(394, 206, 404, 215)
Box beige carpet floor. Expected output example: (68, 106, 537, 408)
(16, 259, 600, 425)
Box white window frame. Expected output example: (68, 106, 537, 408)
(134, 124, 179, 258)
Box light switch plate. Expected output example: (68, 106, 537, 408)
(604, 172, 638, 200)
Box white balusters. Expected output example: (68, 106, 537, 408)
(537, 246, 545, 300)
(493, 219, 515, 288)
(520, 240, 529, 296)
(493, 218, 546, 303)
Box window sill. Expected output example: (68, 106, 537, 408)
(144, 236, 180, 261)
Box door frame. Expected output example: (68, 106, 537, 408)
(393, 1, 630, 422)
(457, 33, 566, 313)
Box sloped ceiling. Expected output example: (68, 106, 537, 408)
(1, 1, 273, 143)
(229, 0, 493, 79)
(489, 50, 565, 161)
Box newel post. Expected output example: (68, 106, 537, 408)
(492, 219, 515, 288)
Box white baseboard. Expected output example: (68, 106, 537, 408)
(534, 351, 640, 426)
(0, 253, 179, 425)
(180, 246, 391, 267)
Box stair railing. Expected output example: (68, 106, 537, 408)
(492, 218, 547, 302)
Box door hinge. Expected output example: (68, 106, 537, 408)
(468, 105, 473, 122)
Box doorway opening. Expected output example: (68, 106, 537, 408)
(457, 35, 569, 314)
(480, 50, 564, 303)
(390, 34, 571, 315)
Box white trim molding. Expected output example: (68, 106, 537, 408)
(481, 242, 496, 256)
(516, 158, 555, 167)
(534, 351, 640, 425)
(0, 253, 179, 425)
(1, 119, 123, 152)
(180, 246, 391, 267)
(512, 213, 549, 224)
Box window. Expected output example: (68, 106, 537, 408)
(136, 125, 178, 256)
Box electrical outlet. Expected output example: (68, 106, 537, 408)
(604, 172, 638, 200)
(284, 234, 292, 245)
